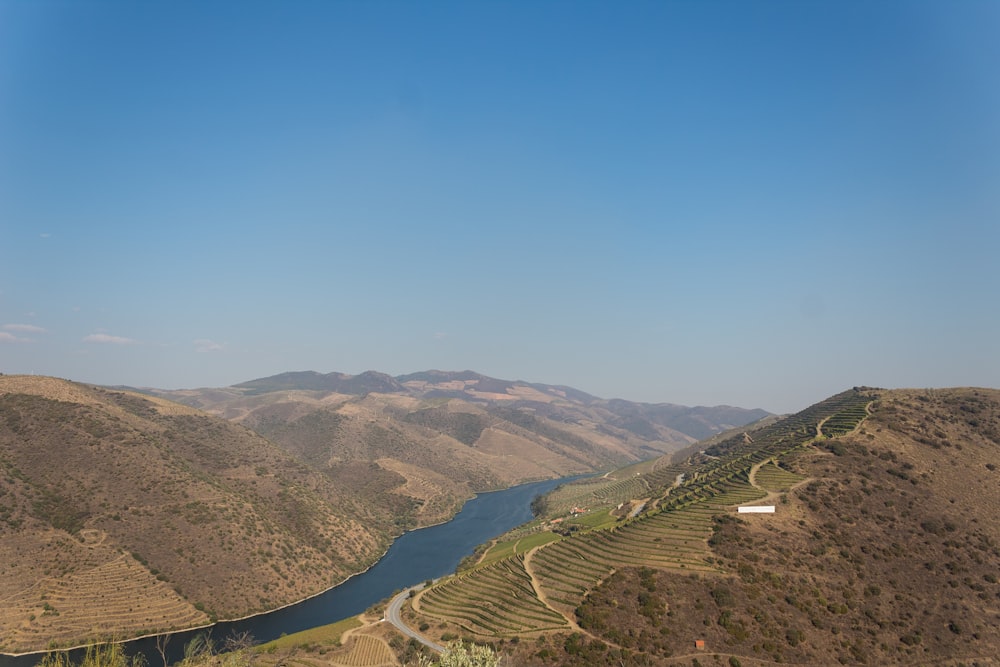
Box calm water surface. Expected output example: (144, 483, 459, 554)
(1, 475, 582, 667)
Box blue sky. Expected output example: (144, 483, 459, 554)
(1, 1, 998, 413)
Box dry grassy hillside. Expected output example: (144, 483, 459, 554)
(0, 371, 766, 656)
(0, 376, 388, 654)
(347, 387, 999, 666)
(142, 371, 769, 530)
(494, 388, 1000, 666)
(150, 392, 671, 533)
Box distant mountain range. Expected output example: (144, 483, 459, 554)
(142, 370, 770, 527)
(168, 368, 771, 443)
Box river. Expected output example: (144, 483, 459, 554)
(0, 475, 582, 667)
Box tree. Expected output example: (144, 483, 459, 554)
(183, 632, 215, 662)
(530, 493, 549, 517)
(154, 633, 172, 667)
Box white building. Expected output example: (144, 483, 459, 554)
(738, 505, 775, 514)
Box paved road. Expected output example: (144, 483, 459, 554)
(385, 585, 446, 654)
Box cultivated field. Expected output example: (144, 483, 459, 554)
(408, 389, 878, 641)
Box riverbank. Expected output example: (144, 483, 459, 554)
(0, 475, 577, 664)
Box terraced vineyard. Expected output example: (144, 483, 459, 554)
(544, 475, 649, 515)
(753, 461, 805, 491)
(1, 552, 207, 651)
(640, 462, 687, 495)
(332, 634, 397, 667)
(819, 401, 870, 437)
(416, 554, 568, 635)
(543, 462, 687, 518)
(410, 388, 878, 640)
(528, 484, 760, 612)
(525, 539, 614, 613)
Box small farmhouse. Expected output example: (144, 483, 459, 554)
(738, 505, 775, 513)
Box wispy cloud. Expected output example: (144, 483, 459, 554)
(433, 332, 449, 340)
(83, 333, 137, 345)
(3, 323, 47, 334)
(194, 338, 226, 353)
(0, 332, 30, 343)
(40, 232, 52, 239)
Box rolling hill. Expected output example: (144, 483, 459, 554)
(365, 386, 1000, 666)
(0, 372, 768, 655)
(0, 376, 388, 653)
(143, 369, 770, 526)
(5, 377, 997, 666)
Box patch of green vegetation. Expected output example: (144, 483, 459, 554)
(565, 509, 616, 530)
(480, 539, 518, 564)
(254, 616, 361, 653)
(481, 532, 561, 565)
(516, 531, 561, 552)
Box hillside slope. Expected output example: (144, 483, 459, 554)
(390, 387, 1000, 666)
(145, 370, 769, 526)
(0, 376, 388, 654)
(0, 371, 767, 655)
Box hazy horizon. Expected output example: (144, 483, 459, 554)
(2, 1, 998, 414)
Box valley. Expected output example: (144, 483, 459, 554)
(248, 386, 1000, 666)
(4, 375, 998, 665)
(0, 371, 764, 655)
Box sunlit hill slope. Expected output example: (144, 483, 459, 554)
(384, 387, 1000, 666)
(144, 370, 769, 526)
(0, 376, 385, 654)
(0, 372, 768, 654)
